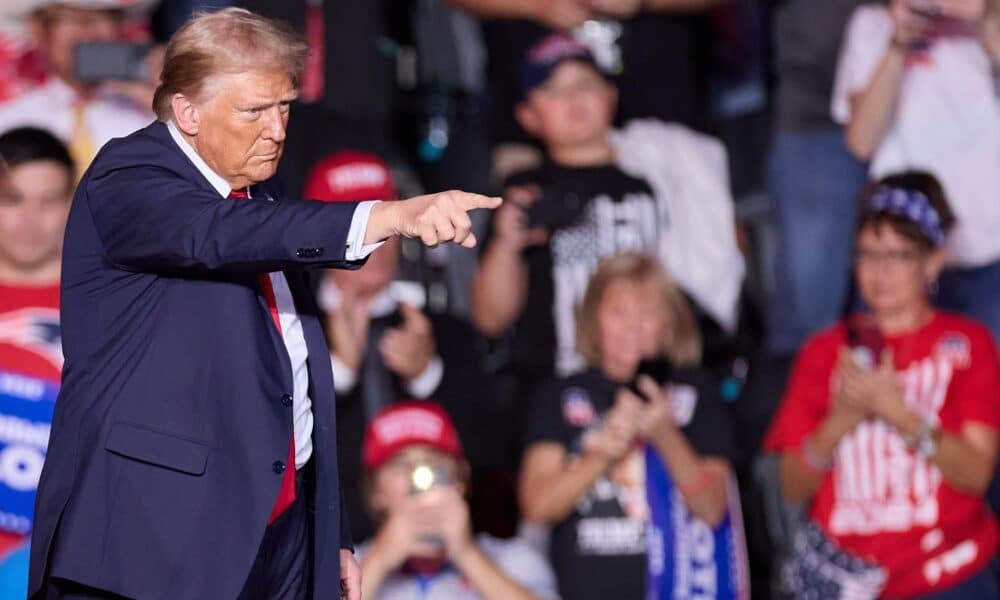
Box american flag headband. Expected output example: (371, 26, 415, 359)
(868, 186, 944, 247)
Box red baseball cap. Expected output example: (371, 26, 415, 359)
(303, 150, 397, 203)
(362, 402, 464, 470)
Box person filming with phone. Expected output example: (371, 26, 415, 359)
(765, 172, 1000, 598)
(833, 0, 1000, 342)
(357, 402, 558, 600)
(518, 253, 740, 600)
(0, 1, 161, 172)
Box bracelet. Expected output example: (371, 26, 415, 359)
(678, 468, 714, 498)
(800, 437, 834, 474)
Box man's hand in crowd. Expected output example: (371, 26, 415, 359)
(891, 0, 935, 46)
(380, 302, 436, 380)
(492, 186, 549, 254)
(326, 284, 372, 373)
(367, 190, 501, 248)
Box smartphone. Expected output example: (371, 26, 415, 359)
(845, 314, 884, 371)
(628, 358, 673, 399)
(408, 462, 455, 496)
(74, 42, 152, 83)
(526, 186, 586, 230)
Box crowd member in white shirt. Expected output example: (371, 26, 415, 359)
(0, 0, 159, 172)
(833, 0, 1000, 341)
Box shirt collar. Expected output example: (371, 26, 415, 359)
(165, 119, 234, 198)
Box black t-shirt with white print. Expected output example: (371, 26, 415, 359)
(526, 366, 739, 600)
(489, 161, 659, 391)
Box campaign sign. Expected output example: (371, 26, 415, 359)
(0, 370, 57, 534)
(645, 445, 749, 600)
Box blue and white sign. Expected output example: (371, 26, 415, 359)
(645, 445, 749, 600)
(0, 370, 57, 534)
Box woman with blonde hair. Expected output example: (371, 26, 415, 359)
(518, 253, 740, 600)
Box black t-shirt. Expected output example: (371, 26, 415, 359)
(483, 15, 709, 146)
(487, 161, 658, 387)
(526, 367, 740, 600)
(773, 0, 870, 131)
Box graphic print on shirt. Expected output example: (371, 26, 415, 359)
(550, 190, 660, 375)
(829, 338, 968, 537)
(561, 382, 698, 557)
(0, 308, 62, 375)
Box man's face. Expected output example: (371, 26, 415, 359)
(31, 5, 121, 86)
(0, 160, 72, 276)
(517, 60, 617, 149)
(189, 69, 296, 190)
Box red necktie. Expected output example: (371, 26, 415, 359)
(229, 189, 297, 524)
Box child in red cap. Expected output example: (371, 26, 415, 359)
(357, 402, 557, 600)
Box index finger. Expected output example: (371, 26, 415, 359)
(453, 191, 503, 211)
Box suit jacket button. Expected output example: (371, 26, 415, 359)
(296, 249, 308, 258)
(314, 247, 324, 256)
(273, 461, 286, 474)
(281, 394, 293, 407)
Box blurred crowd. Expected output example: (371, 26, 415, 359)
(1, 0, 1000, 598)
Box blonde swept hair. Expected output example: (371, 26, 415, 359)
(153, 8, 309, 121)
(576, 253, 702, 367)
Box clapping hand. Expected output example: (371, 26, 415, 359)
(585, 389, 644, 464)
(380, 302, 436, 380)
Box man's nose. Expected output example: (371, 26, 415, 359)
(262, 108, 287, 143)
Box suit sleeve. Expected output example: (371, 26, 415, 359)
(339, 486, 354, 551)
(85, 162, 366, 274)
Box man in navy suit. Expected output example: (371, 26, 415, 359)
(27, 8, 499, 600)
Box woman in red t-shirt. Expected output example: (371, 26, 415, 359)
(766, 171, 1000, 599)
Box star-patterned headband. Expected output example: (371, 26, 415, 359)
(868, 186, 944, 247)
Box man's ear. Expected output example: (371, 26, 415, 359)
(516, 100, 543, 138)
(171, 93, 200, 136)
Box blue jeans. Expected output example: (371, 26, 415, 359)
(767, 130, 869, 355)
(936, 261, 1000, 346)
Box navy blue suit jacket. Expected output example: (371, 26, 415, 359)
(29, 121, 361, 599)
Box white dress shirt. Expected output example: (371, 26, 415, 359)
(167, 120, 381, 469)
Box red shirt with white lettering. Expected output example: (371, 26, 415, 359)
(765, 311, 1000, 598)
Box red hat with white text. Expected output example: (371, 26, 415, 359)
(303, 150, 397, 203)
(362, 402, 464, 470)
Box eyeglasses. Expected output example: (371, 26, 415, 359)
(853, 248, 922, 267)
